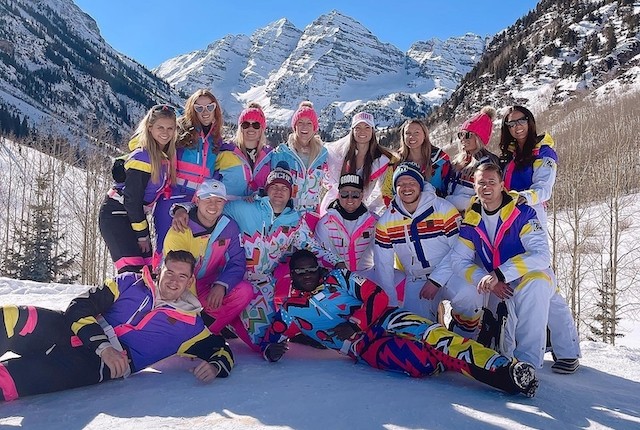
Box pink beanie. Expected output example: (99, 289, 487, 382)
(238, 106, 266, 129)
(291, 102, 319, 132)
(461, 106, 496, 145)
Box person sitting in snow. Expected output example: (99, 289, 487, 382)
(0, 250, 233, 402)
(260, 249, 539, 397)
(164, 179, 254, 341)
(450, 162, 566, 371)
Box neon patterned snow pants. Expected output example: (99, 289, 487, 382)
(351, 309, 527, 394)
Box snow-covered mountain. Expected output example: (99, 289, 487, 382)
(155, 11, 488, 138)
(431, 0, 640, 125)
(0, 0, 180, 142)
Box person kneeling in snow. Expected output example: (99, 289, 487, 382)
(0, 250, 233, 402)
(261, 249, 539, 397)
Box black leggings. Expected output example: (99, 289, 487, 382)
(99, 197, 151, 273)
(0, 306, 112, 401)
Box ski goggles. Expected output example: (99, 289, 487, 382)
(194, 102, 217, 113)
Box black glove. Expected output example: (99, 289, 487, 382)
(264, 342, 289, 362)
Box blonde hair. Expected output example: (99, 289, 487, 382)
(235, 101, 267, 154)
(289, 101, 322, 163)
(133, 105, 177, 184)
(452, 145, 500, 179)
(177, 89, 223, 149)
(453, 106, 499, 178)
(397, 119, 433, 180)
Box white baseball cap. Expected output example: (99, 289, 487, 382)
(196, 179, 227, 200)
(351, 111, 375, 129)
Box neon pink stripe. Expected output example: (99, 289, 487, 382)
(114, 256, 148, 270)
(70, 335, 83, 347)
(493, 207, 519, 246)
(0, 364, 19, 401)
(347, 217, 376, 270)
(504, 162, 515, 189)
(396, 278, 406, 303)
(177, 170, 207, 183)
(18, 306, 37, 336)
(369, 161, 389, 181)
(142, 266, 156, 300)
(113, 308, 197, 337)
(176, 160, 209, 177)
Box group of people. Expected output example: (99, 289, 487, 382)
(0, 89, 582, 402)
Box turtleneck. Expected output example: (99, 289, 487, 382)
(329, 199, 368, 221)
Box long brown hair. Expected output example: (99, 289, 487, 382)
(177, 89, 223, 149)
(341, 129, 396, 187)
(397, 119, 433, 180)
(133, 105, 177, 184)
(499, 105, 539, 169)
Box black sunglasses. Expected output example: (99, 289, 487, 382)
(457, 131, 473, 140)
(292, 266, 320, 275)
(241, 121, 261, 130)
(339, 191, 362, 199)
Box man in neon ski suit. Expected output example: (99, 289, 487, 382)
(315, 173, 378, 281)
(451, 163, 568, 369)
(374, 162, 483, 338)
(221, 163, 341, 349)
(260, 250, 538, 397)
(0, 251, 234, 402)
(164, 179, 253, 338)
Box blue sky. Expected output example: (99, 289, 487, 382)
(73, 0, 540, 69)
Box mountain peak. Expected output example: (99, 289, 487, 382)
(154, 10, 488, 138)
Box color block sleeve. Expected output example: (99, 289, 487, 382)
(496, 212, 551, 283)
(520, 145, 557, 206)
(373, 219, 399, 305)
(64, 277, 123, 354)
(217, 220, 247, 290)
(181, 329, 234, 378)
(122, 165, 152, 240)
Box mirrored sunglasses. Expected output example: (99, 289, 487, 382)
(505, 117, 528, 128)
(292, 266, 320, 275)
(241, 121, 261, 130)
(194, 102, 217, 113)
(457, 131, 473, 140)
(339, 191, 362, 199)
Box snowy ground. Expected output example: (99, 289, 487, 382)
(0, 278, 639, 429)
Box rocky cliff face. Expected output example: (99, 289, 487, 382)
(430, 0, 640, 127)
(0, 0, 179, 142)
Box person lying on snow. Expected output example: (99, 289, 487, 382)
(0, 250, 233, 402)
(260, 249, 539, 397)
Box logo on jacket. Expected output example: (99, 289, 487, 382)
(528, 219, 542, 232)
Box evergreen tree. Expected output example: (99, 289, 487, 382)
(3, 173, 78, 283)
